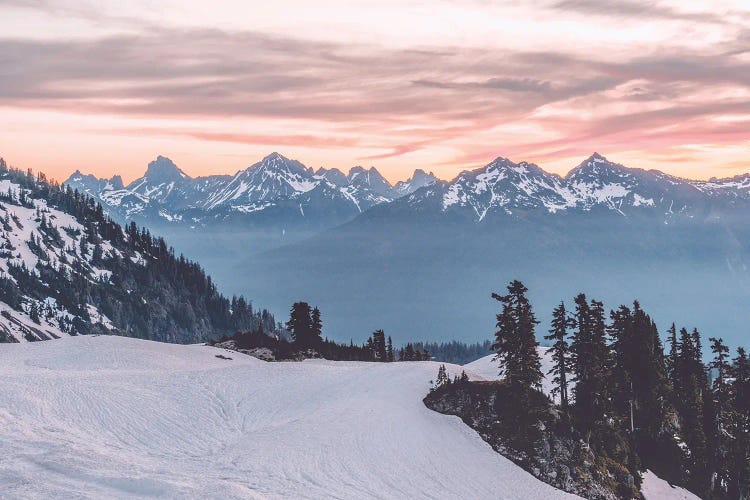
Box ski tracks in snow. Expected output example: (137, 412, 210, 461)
(0, 336, 580, 499)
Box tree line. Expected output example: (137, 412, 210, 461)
(223, 301, 439, 362)
(487, 279, 749, 499)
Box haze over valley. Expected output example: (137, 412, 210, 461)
(65, 151, 750, 350)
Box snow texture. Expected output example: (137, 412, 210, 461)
(0, 336, 581, 499)
(641, 470, 702, 500)
(0, 179, 123, 341)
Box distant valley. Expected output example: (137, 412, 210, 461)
(66, 152, 750, 349)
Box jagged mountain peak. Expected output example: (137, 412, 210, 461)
(66, 151, 750, 228)
(264, 151, 284, 161)
(67, 170, 97, 183)
(143, 155, 190, 183)
(566, 153, 636, 182)
(347, 165, 394, 198)
(348, 165, 387, 180)
(109, 175, 125, 190)
(316, 167, 348, 186)
(250, 152, 311, 177)
(65, 170, 124, 193)
(395, 168, 440, 196)
(123, 156, 193, 204)
(489, 157, 553, 177)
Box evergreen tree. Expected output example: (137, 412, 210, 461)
(667, 322, 679, 388)
(709, 337, 731, 425)
(609, 302, 669, 436)
(92, 242, 103, 264)
(675, 327, 710, 493)
(709, 337, 732, 493)
(311, 307, 323, 344)
(545, 301, 573, 408)
(371, 329, 387, 361)
(491, 280, 542, 389)
(386, 336, 394, 362)
(286, 302, 313, 347)
(404, 343, 415, 361)
(28, 302, 40, 323)
(730, 347, 750, 499)
(570, 294, 610, 432)
(434, 364, 449, 389)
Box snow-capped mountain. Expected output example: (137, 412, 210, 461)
(127, 155, 191, 202)
(394, 168, 440, 196)
(400, 152, 750, 221)
(694, 172, 750, 200)
(65, 152, 403, 230)
(0, 175, 116, 342)
(435, 157, 574, 218)
(66, 151, 750, 228)
(67, 170, 124, 193)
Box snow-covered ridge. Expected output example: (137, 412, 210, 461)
(66, 151, 750, 227)
(65, 152, 430, 225)
(426, 151, 750, 220)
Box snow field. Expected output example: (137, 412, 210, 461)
(0, 336, 580, 499)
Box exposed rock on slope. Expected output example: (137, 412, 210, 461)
(424, 381, 640, 500)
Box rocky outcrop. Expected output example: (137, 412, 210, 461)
(423, 381, 640, 500)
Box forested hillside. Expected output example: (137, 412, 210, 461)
(429, 280, 750, 499)
(0, 158, 276, 343)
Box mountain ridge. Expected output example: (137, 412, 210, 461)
(66, 152, 750, 229)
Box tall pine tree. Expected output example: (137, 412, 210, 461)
(570, 294, 611, 432)
(491, 280, 542, 389)
(730, 347, 750, 499)
(286, 302, 312, 347)
(676, 327, 711, 494)
(311, 307, 323, 345)
(545, 301, 573, 408)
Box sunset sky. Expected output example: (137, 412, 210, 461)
(1, 0, 749, 184)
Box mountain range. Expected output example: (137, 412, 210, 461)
(66, 151, 750, 236)
(66, 152, 750, 349)
(66, 153, 440, 231)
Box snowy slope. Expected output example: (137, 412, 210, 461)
(0, 336, 581, 499)
(641, 470, 701, 500)
(464, 346, 562, 399)
(0, 178, 119, 342)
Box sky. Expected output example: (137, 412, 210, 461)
(0, 0, 749, 184)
